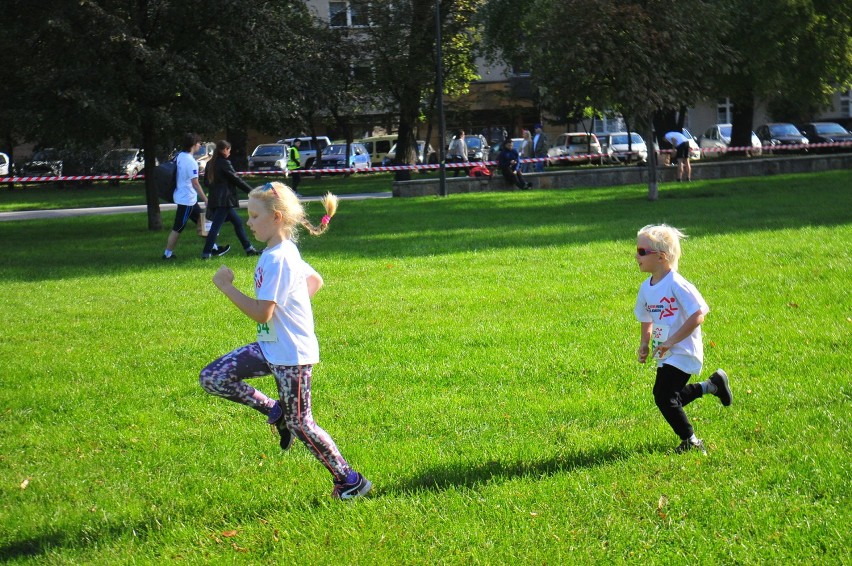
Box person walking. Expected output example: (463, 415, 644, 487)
(496, 139, 531, 190)
(162, 133, 229, 260)
(201, 140, 261, 259)
(447, 130, 469, 177)
(287, 139, 302, 193)
(531, 123, 548, 173)
(199, 182, 372, 500)
(664, 130, 693, 182)
(633, 224, 732, 455)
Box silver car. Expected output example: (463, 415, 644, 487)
(699, 124, 762, 158)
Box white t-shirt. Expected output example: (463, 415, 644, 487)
(254, 240, 319, 365)
(665, 131, 689, 147)
(634, 270, 709, 375)
(173, 151, 199, 206)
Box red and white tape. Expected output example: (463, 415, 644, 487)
(2, 141, 849, 182)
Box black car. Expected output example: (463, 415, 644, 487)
(799, 122, 852, 153)
(754, 123, 809, 153)
(21, 148, 63, 177)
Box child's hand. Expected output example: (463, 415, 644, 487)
(212, 265, 235, 289)
(654, 341, 672, 359)
(637, 344, 650, 363)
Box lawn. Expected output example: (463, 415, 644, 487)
(0, 171, 850, 564)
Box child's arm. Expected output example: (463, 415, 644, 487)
(213, 265, 275, 323)
(638, 321, 653, 363)
(306, 272, 324, 297)
(654, 310, 706, 359)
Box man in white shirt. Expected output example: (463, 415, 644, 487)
(162, 133, 229, 260)
(664, 130, 692, 182)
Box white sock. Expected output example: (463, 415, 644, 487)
(688, 434, 699, 444)
(163, 249, 173, 258)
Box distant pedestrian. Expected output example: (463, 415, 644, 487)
(496, 139, 531, 190)
(162, 133, 228, 260)
(287, 139, 302, 193)
(199, 182, 372, 500)
(664, 130, 692, 182)
(201, 140, 261, 259)
(633, 224, 732, 455)
(532, 123, 548, 173)
(447, 130, 469, 177)
(520, 129, 533, 173)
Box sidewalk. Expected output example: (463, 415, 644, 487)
(0, 192, 392, 222)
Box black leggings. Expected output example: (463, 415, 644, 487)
(653, 363, 704, 440)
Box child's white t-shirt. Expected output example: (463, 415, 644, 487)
(634, 270, 709, 375)
(254, 240, 319, 366)
(173, 151, 199, 206)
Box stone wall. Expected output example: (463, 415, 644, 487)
(392, 153, 852, 197)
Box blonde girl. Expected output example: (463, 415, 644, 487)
(633, 224, 731, 455)
(520, 129, 533, 172)
(199, 182, 371, 500)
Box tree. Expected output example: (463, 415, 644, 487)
(1, 0, 308, 229)
(353, 0, 483, 179)
(711, 0, 852, 150)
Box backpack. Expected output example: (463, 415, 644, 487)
(154, 159, 178, 203)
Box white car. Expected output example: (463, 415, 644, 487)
(654, 128, 702, 162)
(600, 132, 648, 164)
(548, 132, 604, 165)
(0, 152, 9, 176)
(699, 124, 762, 158)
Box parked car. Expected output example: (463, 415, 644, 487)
(698, 124, 762, 158)
(547, 132, 604, 165)
(382, 140, 438, 166)
(653, 128, 702, 163)
(755, 123, 809, 153)
(600, 132, 648, 164)
(318, 142, 371, 171)
(798, 122, 852, 152)
(20, 148, 63, 177)
(248, 143, 289, 173)
(193, 141, 216, 173)
(357, 135, 398, 165)
(461, 134, 490, 162)
(95, 148, 146, 182)
(277, 136, 332, 169)
(0, 152, 10, 176)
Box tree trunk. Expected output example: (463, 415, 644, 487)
(730, 93, 756, 157)
(142, 113, 162, 231)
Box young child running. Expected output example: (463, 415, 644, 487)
(633, 224, 732, 455)
(199, 182, 372, 500)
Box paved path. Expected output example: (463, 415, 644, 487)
(0, 192, 392, 222)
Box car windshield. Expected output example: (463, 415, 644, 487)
(465, 138, 483, 149)
(323, 145, 349, 156)
(568, 135, 591, 145)
(32, 150, 58, 160)
(611, 134, 642, 145)
(719, 125, 732, 138)
(815, 123, 848, 134)
(105, 149, 138, 161)
(512, 139, 524, 152)
(193, 146, 210, 158)
(770, 124, 800, 136)
(252, 146, 285, 157)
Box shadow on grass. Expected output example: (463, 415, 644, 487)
(1, 170, 850, 283)
(390, 440, 668, 495)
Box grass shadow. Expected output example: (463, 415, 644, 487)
(390, 440, 667, 495)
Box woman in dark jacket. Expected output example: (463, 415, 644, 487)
(201, 140, 260, 258)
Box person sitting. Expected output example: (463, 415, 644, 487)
(496, 139, 531, 190)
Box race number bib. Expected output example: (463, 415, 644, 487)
(651, 323, 671, 360)
(257, 321, 278, 342)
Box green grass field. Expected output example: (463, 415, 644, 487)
(1, 171, 850, 564)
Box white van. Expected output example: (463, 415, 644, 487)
(277, 136, 332, 169)
(0, 152, 9, 176)
(357, 135, 398, 165)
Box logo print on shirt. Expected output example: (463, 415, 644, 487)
(255, 268, 264, 290)
(658, 296, 678, 320)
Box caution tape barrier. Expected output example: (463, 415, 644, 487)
(2, 141, 850, 183)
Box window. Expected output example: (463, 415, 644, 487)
(329, 1, 369, 27)
(716, 98, 733, 124)
(841, 89, 851, 117)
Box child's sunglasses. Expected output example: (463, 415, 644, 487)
(636, 247, 659, 256)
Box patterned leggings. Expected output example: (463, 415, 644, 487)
(199, 342, 352, 482)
